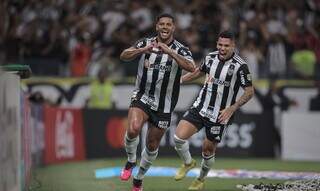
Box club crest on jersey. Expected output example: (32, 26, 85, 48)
(227, 64, 235, 75)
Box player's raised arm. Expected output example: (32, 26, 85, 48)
(120, 42, 153, 61)
(157, 42, 195, 72)
(180, 67, 205, 83)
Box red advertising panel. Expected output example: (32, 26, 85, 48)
(44, 106, 86, 164)
(83, 109, 128, 158)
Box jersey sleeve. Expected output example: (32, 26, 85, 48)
(177, 46, 194, 62)
(199, 57, 210, 74)
(237, 64, 253, 87)
(134, 38, 147, 49)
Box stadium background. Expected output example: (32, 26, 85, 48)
(1, 0, 320, 190)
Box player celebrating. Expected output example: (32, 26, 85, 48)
(174, 30, 254, 190)
(119, 13, 195, 191)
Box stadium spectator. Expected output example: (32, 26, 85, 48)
(265, 34, 289, 79)
(240, 38, 264, 80)
(69, 33, 92, 77)
(86, 67, 114, 109)
(255, 79, 297, 157)
(101, 3, 126, 42)
(119, 13, 195, 191)
(0, 0, 319, 79)
(129, 1, 153, 36)
(173, 31, 254, 190)
(290, 45, 316, 79)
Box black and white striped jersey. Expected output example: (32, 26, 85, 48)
(192, 51, 252, 123)
(131, 37, 194, 113)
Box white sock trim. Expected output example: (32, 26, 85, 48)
(174, 134, 192, 164)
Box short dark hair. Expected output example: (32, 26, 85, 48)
(218, 30, 235, 41)
(156, 13, 175, 23)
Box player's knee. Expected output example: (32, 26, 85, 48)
(146, 144, 158, 152)
(202, 147, 214, 156)
(126, 129, 139, 138)
(128, 120, 143, 137)
(202, 150, 214, 157)
(146, 140, 159, 151)
(174, 134, 188, 150)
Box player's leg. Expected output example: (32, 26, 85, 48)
(174, 109, 201, 181)
(188, 124, 226, 190)
(188, 138, 217, 190)
(174, 120, 198, 180)
(121, 106, 148, 181)
(133, 124, 166, 190)
(199, 138, 217, 179)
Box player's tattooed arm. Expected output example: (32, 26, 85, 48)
(233, 86, 254, 109)
(218, 86, 254, 124)
(120, 45, 153, 61)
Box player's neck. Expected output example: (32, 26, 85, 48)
(157, 36, 174, 45)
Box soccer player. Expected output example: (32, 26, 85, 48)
(119, 13, 195, 191)
(173, 30, 254, 190)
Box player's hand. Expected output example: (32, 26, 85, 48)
(218, 106, 236, 124)
(140, 44, 154, 53)
(157, 42, 172, 54)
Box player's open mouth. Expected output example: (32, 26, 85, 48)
(220, 52, 226, 57)
(161, 31, 169, 37)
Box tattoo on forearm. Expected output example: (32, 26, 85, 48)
(235, 88, 253, 108)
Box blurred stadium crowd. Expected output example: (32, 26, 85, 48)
(0, 0, 319, 80)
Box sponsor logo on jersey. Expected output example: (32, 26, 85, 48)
(140, 95, 157, 110)
(240, 70, 246, 85)
(207, 76, 230, 87)
(148, 63, 172, 72)
(210, 126, 221, 134)
(158, 120, 169, 129)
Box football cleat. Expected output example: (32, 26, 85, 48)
(188, 178, 204, 190)
(132, 178, 143, 191)
(120, 161, 136, 181)
(174, 159, 196, 181)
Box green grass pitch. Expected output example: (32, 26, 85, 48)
(30, 157, 320, 191)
